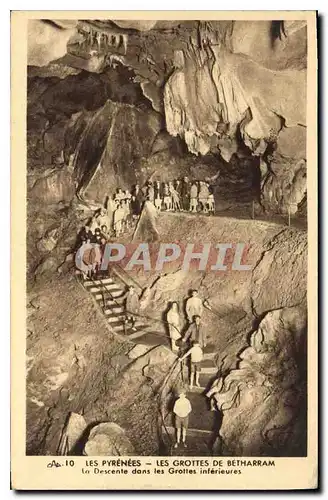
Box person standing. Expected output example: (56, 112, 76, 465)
(189, 182, 198, 213)
(124, 285, 140, 331)
(163, 182, 172, 211)
(146, 181, 155, 204)
(113, 201, 125, 237)
(182, 315, 206, 348)
(198, 181, 209, 213)
(166, 302, 182, 353)
(172, 392, 192, 448)
(78, 225, 93, 247)
(179, 340, 204, 389)
(130, 195, 141, 220)
(97, 207, 111, 230)
(207, 191, 215, 214)
(181, 176, 190, 211)
(169, 183, 181, 212)
(186, 290, 204, 322)
(154, 180, 161, 199)
(132, 184, 144, 215)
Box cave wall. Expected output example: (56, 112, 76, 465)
(131, 210, 307, 456)
(214, 306, 307, 456)
(162, 21, 307, 214)
(27, 19, 308, 215)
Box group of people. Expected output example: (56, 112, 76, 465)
(76, 177, 216, 262)
(166, 290, 208, 388)
(142, 178, 215, 214)
(166, 290, 215, 449)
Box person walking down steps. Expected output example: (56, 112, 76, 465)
(172, 391, 192, 449)
(166, 302, 182, 353)
(185, 290, 204, 323)
(179, 340, 204, 390)
(123, 285, 140, 332)
(182, 315, 206, 348)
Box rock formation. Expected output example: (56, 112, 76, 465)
(210, 306, 307, 456)
(27, 19, 308, 215)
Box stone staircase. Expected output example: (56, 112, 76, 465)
(162, 347, 220, 456)
(78, 272, 170, 346)
(77, 271, 219, 455)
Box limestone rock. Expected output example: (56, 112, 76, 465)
(84, 422, 135, 455)
(30, 167, 75, 205)
(57, 412, 87, 455)
(212, 306, 307, 456)
(35, 256, 59, 277)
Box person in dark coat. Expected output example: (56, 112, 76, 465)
(78, 225, 93, 247)
(182, 315, 206, 348)
(123, 285, 140, 331)
(181, 176, 191, 211)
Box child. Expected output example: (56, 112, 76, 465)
(172, 391, 192, 448)
(179, 340, 203, 389)
(154, 195, 162, 211)
(207, 192, 215, 214)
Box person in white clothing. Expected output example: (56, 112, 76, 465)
(113, 201, 125, 237)
(172, 392, 192, 448)
(166, 302, 182, 353)
(185, 290, 204, 322)
(207, 192, 215, 214)
(154, 194, 162, 211)
(179, 341, 203, 389)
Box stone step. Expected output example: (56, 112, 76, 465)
(203, 343, 216, 353)
(162, 425, 212, 437)
(106, 314, 127, 323)
(188, 385, 207, 393)
(185, 392, 214, 431)
(99, 297, 126, 305)
(110, 323, 125, 332)
(199, 372, 215, 388)
(199, 359, 218, 375)
(104, 306, 125, 315)
(83, 278, 114, 287)
(89, 285, 123, 294)
(95, 290, 125, 300)
(203, 352, 216, 360)
(110, 321, 148, 334)
(200, 366, 218, 375)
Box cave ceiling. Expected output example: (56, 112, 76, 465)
(27, 19, 308, 214)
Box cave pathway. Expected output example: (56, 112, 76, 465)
(77, 271, 171, 344)
(77, 271, 219, 456)
(162, 348, 219, 456)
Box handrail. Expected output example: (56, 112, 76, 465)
(80, 273, 187, 453)
(94, 273, 182, 339)
(86, 273, 184, 451)
(111, 263, 143, 292)
(157, 357, 184, 451)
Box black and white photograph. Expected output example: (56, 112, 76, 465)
(10, 10, 318, 490)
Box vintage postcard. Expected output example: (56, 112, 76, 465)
(11, 10, 318, 490)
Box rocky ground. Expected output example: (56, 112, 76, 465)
(26, 205, 307, 456)
(26, 273, 176, 456)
